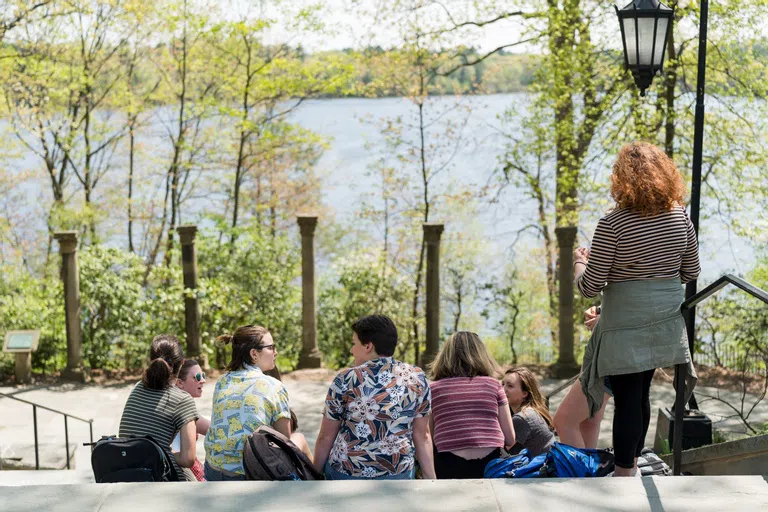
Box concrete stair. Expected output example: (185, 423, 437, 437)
(0, 476, 766, 511)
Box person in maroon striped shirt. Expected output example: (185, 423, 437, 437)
(573, 142, 700, 477)
(429, 332, 516, 479)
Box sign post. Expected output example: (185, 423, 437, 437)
(3, 330, 40, 384)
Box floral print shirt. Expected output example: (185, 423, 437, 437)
(324, 357, 431, 478)
(204, 364, 291, 475)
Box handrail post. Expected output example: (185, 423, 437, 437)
(64, 415, 70, 470)
(673, 363, 686, 475)
(33, 405, 39, 470)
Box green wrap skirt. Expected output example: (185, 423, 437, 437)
(579, 278, 697, 417)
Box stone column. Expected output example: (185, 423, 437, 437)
(552, 226, 580, 378)
(422, 223, 444, 367)
(176, 226, 205, 368)
(297, 216, 322, 369)
(54, 231, 86, 382)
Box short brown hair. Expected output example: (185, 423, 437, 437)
(611, 142, 686, 216)
(429, 331, 502, 381)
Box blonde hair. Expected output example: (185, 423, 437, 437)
(505, 367, 554, 429)
(429, 331, 502, 381)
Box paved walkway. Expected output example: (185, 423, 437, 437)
(1, 374, 766, 476)
(1, 476, 767, 511)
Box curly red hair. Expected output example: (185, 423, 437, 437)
(610, 142, 686, 216)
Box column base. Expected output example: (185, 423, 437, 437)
(60, 367, 89, 383)
(297, 349, 323, 369)
(550, 360, 581, 379)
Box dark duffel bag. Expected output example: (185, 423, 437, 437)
(243, 425, 324, 481)
(90, 435, 180, 483)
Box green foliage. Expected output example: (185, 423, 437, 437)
(79, 246, 153, 370)
(0, 265, 65, 374)
(318, 253, 412, 369)
(195, 226, 302, 369)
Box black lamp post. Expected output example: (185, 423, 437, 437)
(615, 0, 674, 96)
(616, 0, 710, 475)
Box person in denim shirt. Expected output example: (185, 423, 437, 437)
(313, 314, 436, 479)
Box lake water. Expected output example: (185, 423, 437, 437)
(3, 94, 756, 282)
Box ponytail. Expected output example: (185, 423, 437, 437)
(142, 334, 185, 390)
(144, 358, 172, 389)
(220, 325, 270, 371)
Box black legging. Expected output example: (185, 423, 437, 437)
(608, 369, 656, 469)
(434, 448, 502, 479)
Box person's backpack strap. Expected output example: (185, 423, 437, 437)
(255, 426, 323, 480)
(142, 434, 181, 482)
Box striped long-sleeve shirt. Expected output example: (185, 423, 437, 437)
(576, 206, 701, 298)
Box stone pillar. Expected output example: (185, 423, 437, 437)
(176, 226, 205, 368)
(552, 226, 580, 378)
(297, 216, 322, 369)
(422, 223, 444, 367)
(54, 231, 86, 382)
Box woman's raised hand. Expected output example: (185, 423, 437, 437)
(573, 247, 590, 265)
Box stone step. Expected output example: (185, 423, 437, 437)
(0, 443, 77, 470)
(0, 476, 766, 511)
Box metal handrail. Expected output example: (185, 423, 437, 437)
(672, 274, 768, 475)
(681, 273, 768, 310)
(0, 391, 94, 470)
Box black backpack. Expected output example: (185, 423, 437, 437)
(90, 435, 180, 483)
(242, 426, 324, 481)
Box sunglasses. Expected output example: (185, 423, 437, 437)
(193, 372, 206, 382)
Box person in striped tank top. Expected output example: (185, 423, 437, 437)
(429, 332, 516, 479)
(574, 142, 700, 477)
(118, 335, 199, 481)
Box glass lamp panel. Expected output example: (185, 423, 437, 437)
(653, 17, 669, 66)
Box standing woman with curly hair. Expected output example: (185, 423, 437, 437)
(574, 142, 700, 476)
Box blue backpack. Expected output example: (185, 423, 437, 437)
(483, 449, 552, 479)
(483, 443, 614, 479)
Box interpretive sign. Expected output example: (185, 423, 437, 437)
(3, 330, 40, 353)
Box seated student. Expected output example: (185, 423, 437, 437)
(314, 314, 435, 480)
(172, 359, 209, 481)
(118, 334, 198, 481)
(502, 367, 555, 457)
(204, 325, 291, 481)
(429, 331, 516, 479)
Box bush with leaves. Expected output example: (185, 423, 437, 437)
(318, 252, 412, 369)
(0, 265, 65, 376)
(79, 246, 155, 370)
(195, 226, 302, 370)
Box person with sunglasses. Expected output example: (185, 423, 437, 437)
(203, 325, 291, 481)
(172, 359, 209, 481)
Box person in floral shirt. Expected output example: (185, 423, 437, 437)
(314, 314, 436, 480)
